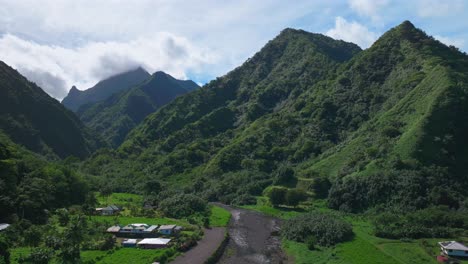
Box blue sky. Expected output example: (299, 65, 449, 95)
(0, 0, 466, 99)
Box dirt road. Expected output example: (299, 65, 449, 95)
(170, 227, 226, 264)
(216, 204, 288, 264)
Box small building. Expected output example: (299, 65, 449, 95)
(106, 225, 121, 233)
(137, 238, 171, 249)
(158, 225, 176, 235)
(439, 241, 468, 257)
(121, 223, 150, 234)
(122, 239, 137, 248)
(0, 223, 10, 232)
(96, 205, 121, 215)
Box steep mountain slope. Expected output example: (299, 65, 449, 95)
(77, 71, 199, 147)
(0, 130, 90, 223)
(0, 61, 102, 158)
(84, 28, 361, 193)
(62, 67, 150, 112)
(84, 21, 468, 212)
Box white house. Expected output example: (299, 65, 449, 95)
(137, 238, 171, 249)
(439, 241, 468, 257)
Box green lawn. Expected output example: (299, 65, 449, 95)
(89, 215, 190, 227)
(81, 247, 177, 264)
(241, 196, 304, 219)
(209, 205, 231, 227)
(97, 192, 143, 207)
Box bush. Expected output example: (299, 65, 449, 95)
(373, 206, 468, 239)
(285, 189, 307, 207)
(266, 187, 287, 206)
(306, 236, 317, 250)
(282, 211, 353, 246)
(159, 194, 208, 218)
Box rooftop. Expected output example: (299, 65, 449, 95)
(439, 241, 468, 251)
(138, 238, 171, 245)
(159, 224, 176, 230)
(145, 225, 159, 232)
(122, 239, 137, 244)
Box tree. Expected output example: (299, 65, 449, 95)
(56, 209, 70, 226)
(267, 187, 287, 206)
(285, 189, 307, 207)
(310, 176, 331, 199)
(24, 225, 43, 247)
(0, 234, 10, 264)
(144, 180, 162, 195)
(82, 192, 98, 214)
(273, 164, 295, 185)
(19, 247, 53, 264)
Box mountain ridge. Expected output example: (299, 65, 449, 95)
(77, 71, 199, 147)
(0, 60, 103, 158)
(62, 67, 151, 111)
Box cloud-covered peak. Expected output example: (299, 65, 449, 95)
(0, 32, 217, 100)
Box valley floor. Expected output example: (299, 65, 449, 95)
(215, 203, 288, 264)
(170, 227, 226, 264)
(243, 198, 468, 264)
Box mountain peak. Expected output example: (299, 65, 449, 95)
(69, 85, 79, 93)
(62, 67, 151, 111)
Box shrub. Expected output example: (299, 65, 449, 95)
(282, 211, 353, 246)
(159, 194, 208, 218)
(285, 189, 307, 207)
(266, 187, 287, 206)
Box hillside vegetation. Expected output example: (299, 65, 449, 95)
(0, 61, 102, 158)
(84, 21, 468, 214)
(62, 67, 151, 112)
(78, 71, 199, 147)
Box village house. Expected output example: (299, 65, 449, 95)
(158, 224, 175, 235)
(137, 238, 171, 249)
(122, 238, 137, 248)
(106, 223, 160, 238)
(96, 205, 121, 215)
(439, 241, 468, 257)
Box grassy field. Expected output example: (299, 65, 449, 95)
(97, 192, 143, 207)
(89, 215, 189, 227)
(244, 199, 467, 264)
(209, 205, 231, 227)
(81, 247, 177, 264)
(10, 247, 176, 264)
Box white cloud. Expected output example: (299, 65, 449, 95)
(434, 35, 465, 48)
(326, 17, 378, 48)
(418, 0, 464, 17)
(0, 33, 218, 99)
(0, 0, 327, 99)
(348, 0, 388, 21)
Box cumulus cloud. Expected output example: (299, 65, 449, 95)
(0, 0, 327, 99)
(0, 33, 218, 99)
(348, 0, 388, 21)
(418, 0, 464, 17)
(434, 35, 465, 49)
(326, 17, 378, 48)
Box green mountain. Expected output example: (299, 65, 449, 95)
(0, 61, 103, 159)
(77, 71, 199, 147)
(62, 67, 151, 112)
(84, 21, 468, 212)
(0, 130, 91, 223)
